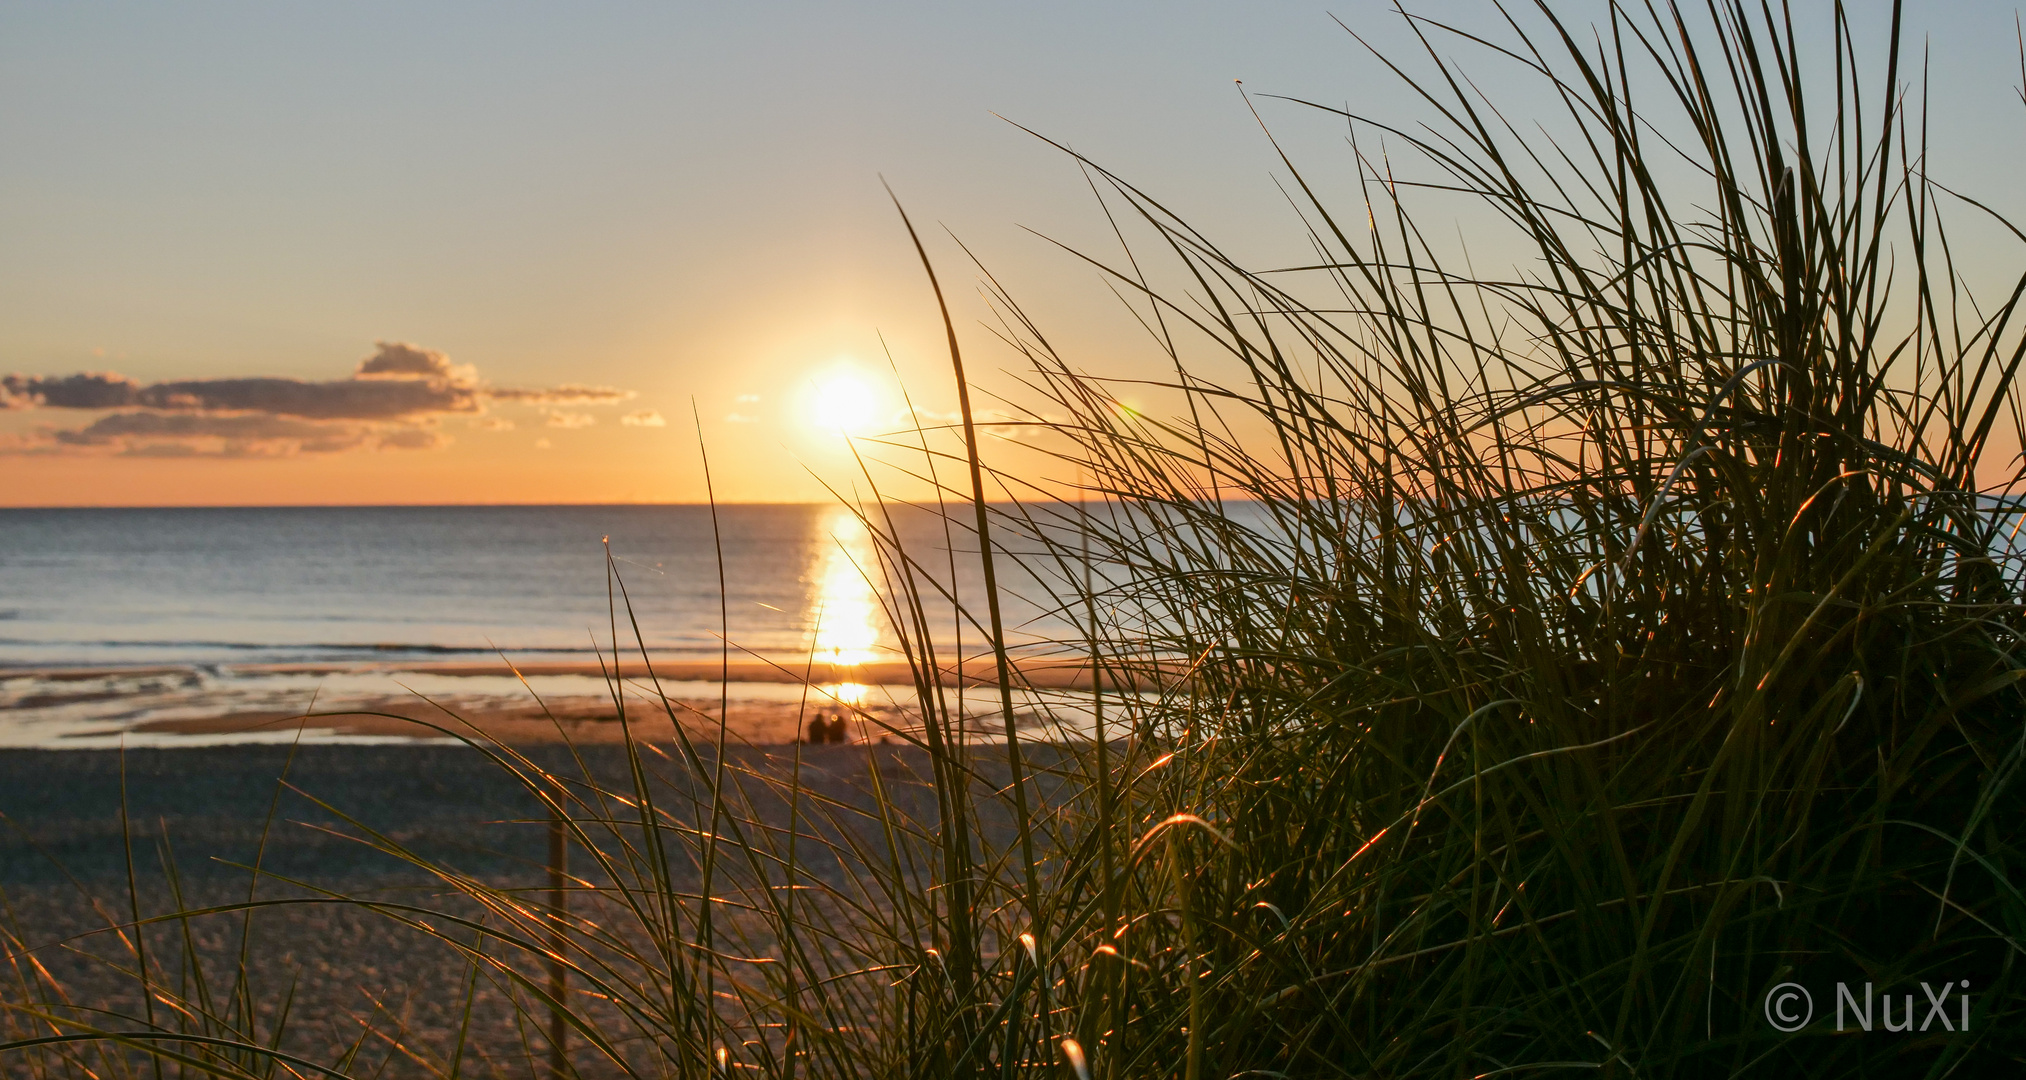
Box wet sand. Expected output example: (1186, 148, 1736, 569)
(120, 690, 916, 745)
(2, 655, 1158, 749)
(7, 655, 1166, 690)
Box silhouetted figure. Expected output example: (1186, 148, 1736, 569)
(806, 713, 830, 745)
(827, 715, 850, 744)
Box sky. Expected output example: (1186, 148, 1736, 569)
(3, 1, 2025, 506)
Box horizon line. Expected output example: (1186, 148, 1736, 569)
(0, 498, 1179, 511)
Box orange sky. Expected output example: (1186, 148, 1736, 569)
(0, 0, 1337, 506)
(4, 2, 2024, 506)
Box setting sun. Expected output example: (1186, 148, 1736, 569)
(807, 368, 881, 435)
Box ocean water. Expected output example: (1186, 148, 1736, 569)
(0, 504, 1065, 668)
(0, 504, 1077, 746)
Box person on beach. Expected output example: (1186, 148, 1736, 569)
(827, 714, 850, 744)
(807, 713, 830, 745)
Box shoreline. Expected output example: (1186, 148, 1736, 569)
(0, 655, 1172, 691)
(121, 694, 922, 745)
(1, 658, 1144, 747)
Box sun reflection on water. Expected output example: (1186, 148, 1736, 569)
(810, 510, 881, 669)
(827, 682, 868, 707)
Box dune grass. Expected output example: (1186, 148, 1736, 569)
(6, 0, 2026, 1076)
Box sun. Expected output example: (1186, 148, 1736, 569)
(807, 369, 881, 435)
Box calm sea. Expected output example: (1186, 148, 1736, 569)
(0, 504, 1072, 746)
(0, 504, 1063, 668)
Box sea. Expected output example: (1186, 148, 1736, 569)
(0, 504, 1075, 747)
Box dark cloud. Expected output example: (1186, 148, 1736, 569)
(1, 372, 141, 409)
(488, 384, 634, 405)
(355, 341, 474, 384)
(42, 411, 445, 457)
(54, 412, 372, 455)
(134, 376, 479, 420)
(1, 342, 637, 456)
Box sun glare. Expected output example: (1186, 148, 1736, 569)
(808, 369, 880, 435)
(810, 508, 881, 667)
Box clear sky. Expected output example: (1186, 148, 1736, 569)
(3, 1, 2023, 505)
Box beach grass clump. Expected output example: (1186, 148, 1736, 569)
(4, 1, 2026, 1077)
(909, 0, 2026, 1073)
(967, 0, 2026, 1074)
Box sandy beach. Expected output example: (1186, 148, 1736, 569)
(0, 744, 616, 1075)
(0, 740, 1015, 1077)
(1, 655, 1164, 749)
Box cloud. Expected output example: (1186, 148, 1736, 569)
(620, 409, 666, 427)
(375, 427, 450, 450)
(534, 437, 552, 450)
(489, 384, 634, 405)
(6, 344, 483, 421)
(736, 393, 762, 404)
(1, 341, 639, 456)
(30, 411, 444, 457)
(55, 411, 366, 450)
(131, 376, 480, 420)
(2, 372, 142, 409)
(724, 412, 756, 423)
(354, 341, 474, 384)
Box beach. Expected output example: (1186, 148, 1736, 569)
(0, 740, 1021, 1077)
(0, 655, 1153, 751)
(0, 743, 605, 1075)
(0, 504, 1111, 1070)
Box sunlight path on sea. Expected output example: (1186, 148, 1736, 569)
(809, 507, 880, 709)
